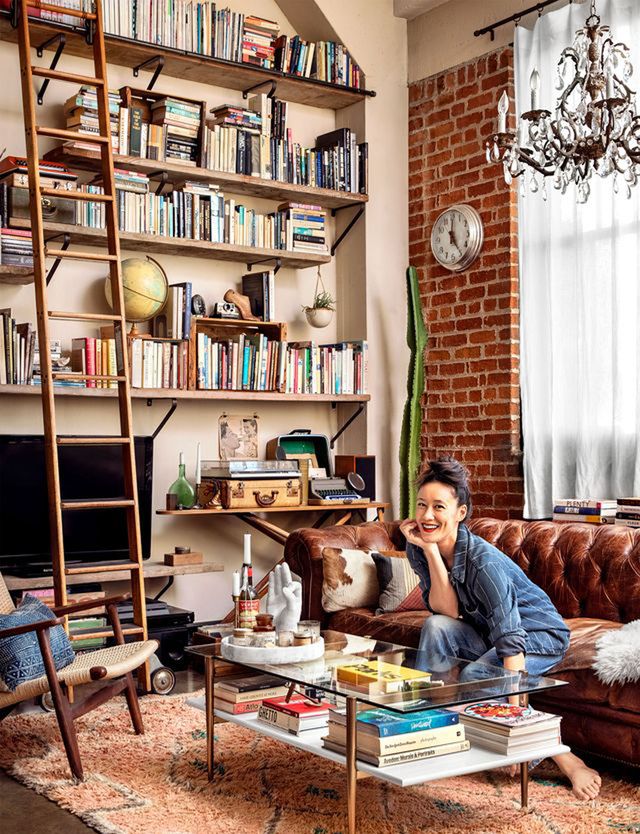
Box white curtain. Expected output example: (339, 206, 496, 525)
(517, 0, 640, 518)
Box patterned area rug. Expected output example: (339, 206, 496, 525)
(0, 693, 638, 834)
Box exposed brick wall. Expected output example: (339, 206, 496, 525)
(408, 47, 524, 519)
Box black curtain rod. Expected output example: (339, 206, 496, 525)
(474, 0, 573, 40)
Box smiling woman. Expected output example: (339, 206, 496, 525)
(399, 456, 602, 802)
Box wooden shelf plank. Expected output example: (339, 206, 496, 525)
(8, 219, 331, 270)
(45, 147, 368, 210)
(3, 560, 225, 591)
(0, 264, 34, 285)
(0, 13, 373, 110)
(157, 502, 389, 516)
(0, 384, 370, 403)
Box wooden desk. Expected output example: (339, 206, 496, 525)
(156, 502, 390, 546)
(3, 560, 224, 592)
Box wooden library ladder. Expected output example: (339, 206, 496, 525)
(14, 0, 150, 690)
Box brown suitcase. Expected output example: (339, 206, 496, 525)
(216, 478, 302, 509)
(9, 185, 77, 225)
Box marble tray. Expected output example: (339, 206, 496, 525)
(220, 635, 325, 665)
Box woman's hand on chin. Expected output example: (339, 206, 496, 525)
(400, 518, 425, 548)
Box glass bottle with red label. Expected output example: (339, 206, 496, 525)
(238, 533, 259, 629)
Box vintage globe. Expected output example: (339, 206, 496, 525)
(104, 256, 168, 322)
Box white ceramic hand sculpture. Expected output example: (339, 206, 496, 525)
(266, 563, 302, 633)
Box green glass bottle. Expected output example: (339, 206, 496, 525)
(167, 452, 195, 510)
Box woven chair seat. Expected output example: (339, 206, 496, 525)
(0, 639, 158, 707)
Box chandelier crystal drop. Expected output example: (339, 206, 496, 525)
(486, 0, 640, 202)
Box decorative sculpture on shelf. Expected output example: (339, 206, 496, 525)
(266, 563, 302, 633)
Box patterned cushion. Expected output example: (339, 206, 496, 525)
(395, 584, 427, 612)
(371, 550, 424, 613)
(0, 594, 74, 691)
(321, 547, 379, 613)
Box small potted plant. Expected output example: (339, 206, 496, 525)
(302, 270, 336, 328)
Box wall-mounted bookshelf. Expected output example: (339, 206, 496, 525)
(45, 147, 368, 211)
(4, 219, 332, 280)
(0, 384, 370, 403)
(0, 13, 374, 110)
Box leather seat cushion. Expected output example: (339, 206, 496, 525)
(327, 607, 428, 647)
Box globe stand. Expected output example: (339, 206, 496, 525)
(128, 322, 142, 339)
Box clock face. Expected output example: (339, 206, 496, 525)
(430, 205, 484, 272)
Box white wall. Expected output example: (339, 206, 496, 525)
(0, 0, 408, 619)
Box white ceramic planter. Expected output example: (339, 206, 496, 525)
(304, 307, 333, 328)
(220, 635, 325, 665)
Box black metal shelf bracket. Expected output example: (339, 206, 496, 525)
(44, 232, 70, 285)
(331, 205, 364, 256)
(247, 256, 282, 275)
(242, 79, 277, 100)
(133, 55, 165, 91)
(35, 32, 66, 105)
(330, 401, 367, 448)
(149, 397, 178, 440)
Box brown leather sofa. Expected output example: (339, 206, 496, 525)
(284, 517, 640, 767)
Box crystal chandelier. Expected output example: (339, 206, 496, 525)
(486, 0, 639, 202)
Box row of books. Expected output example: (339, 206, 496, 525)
(76, 183, 329, 253)
(130, 338, 189, 390)
(553, 498, 640, 527)
(0, 227, 33, 267)
(153, 282, 193, 340)
(71, 332, 118, 389)
(196, 337, 368, 395)
(98, 1, 363, 87)
(0, 311, 34, 385)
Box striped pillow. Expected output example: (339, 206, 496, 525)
(371, 551, 425, 613)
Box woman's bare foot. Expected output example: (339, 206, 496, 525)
(552, 752, 601, 800)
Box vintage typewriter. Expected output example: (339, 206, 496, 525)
(308, 476, 370, 505)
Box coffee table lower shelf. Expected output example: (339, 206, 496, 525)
(213, 708, 570, 788)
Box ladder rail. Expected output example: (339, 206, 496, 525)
(16, 0, 67, 608)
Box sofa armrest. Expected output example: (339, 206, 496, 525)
(284, 520, 404, 622)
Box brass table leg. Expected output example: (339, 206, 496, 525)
(346, 696, 357, 834)
(520, 692, 529, 810)
(206, 655, 215, 781)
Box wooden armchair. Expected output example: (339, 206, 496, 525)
(0, 574, 158, 780)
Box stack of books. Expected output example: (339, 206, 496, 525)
(150, 97, 202, 167)
(614, 498, 640, 528)
(552, 499, 616, 524)
(336, 659, 437, 696)
(279, 202, 327, 254)
(258, 693, 332, 735)
(322, 706, 468, 767)
(241, 17, 280, 68)
(214, 674, 289, 716)
(63, 86, 121, 152)
(0, 228, 33, 268)
(455, 701, 561, 756)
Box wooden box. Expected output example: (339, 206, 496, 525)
(164, 550, 203, 566)
(214, 477, 302, 509)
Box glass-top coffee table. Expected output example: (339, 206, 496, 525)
(188, 631, 568, 834)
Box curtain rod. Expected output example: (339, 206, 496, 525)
(474, 0, 573, 40)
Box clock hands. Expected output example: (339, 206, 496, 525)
(448, 215, 463, 257)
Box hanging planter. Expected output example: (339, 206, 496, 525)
(302, 268, 336, 329)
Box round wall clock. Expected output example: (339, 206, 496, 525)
(430, 204, 484, 272)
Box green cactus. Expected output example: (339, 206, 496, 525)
(399, 266, 428, 519)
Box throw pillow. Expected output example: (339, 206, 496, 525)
(395, 584, 427, 612)
(371, 550, 424, 613)
(0, 594, 75, 691)
(321, 547, 379, 612)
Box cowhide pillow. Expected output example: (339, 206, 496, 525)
(321, 547, 379, 612)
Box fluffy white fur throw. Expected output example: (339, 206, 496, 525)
(593, 620, 640, 685)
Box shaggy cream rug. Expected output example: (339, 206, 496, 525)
(0, 693, 638, 834)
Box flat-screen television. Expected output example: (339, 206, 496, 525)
(0, 434, 153, 577)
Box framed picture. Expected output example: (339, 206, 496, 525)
(218, 414, 259, 460)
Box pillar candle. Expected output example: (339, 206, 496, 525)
(232, 570, 241, 597)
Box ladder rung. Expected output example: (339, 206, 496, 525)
(60, 498, 136, 511)
(65, 561, 141, 575)
(36, 126, 110, 145)
(41, 187, 113, 203)
(26, 2, 96, 20)
(57, 436, 131, 445)
(70, 626, 145, 641)
(31, 67, 104, 86)
(48, 311, 123, 322)
(52, 373, 126, 382)
(45, 249, 118, 262)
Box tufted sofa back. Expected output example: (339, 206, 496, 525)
(284, 517, 640, 624)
